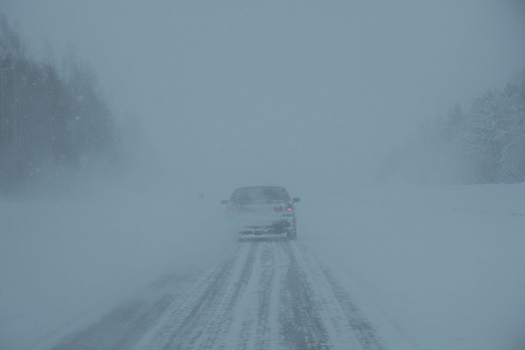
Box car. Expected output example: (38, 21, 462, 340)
(221, 186, 300, 240)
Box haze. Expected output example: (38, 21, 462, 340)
(1, 1, 525, 349)
(3, 0, 524, 194)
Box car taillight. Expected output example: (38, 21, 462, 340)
(285, 206, 293, 212)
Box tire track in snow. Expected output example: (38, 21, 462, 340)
(279, 242, 330, 350)
(295, 242, 384, 350)
(159, 242, 258, 349)
(321, 267, 384, 350)
(254, 241, 277, 348)
(229, 241, 276, 350)
(45, 239, 386, 350)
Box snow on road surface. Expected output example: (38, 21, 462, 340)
(3, 183, 524, 350)
(46, 239, 385, 350)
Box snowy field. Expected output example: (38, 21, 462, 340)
(0, 186, 232, 350)
(300, 183, 525, 350)
(1, 183, 524, 349)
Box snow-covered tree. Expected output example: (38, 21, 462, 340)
(0, 14, 121, 195)
(384, 69, 525, 185)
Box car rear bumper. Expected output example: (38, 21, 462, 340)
(232, 217, 294, 235)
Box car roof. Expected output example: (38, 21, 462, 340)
(234, 185, 286, 190)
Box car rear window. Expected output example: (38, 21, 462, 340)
(231, 187, 290, 203)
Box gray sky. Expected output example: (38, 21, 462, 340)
(2, 0, 525, 194)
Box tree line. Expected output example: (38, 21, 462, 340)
(382, 69, 525, 185)
(0, 14, 123, 195)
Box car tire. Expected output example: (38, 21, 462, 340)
(287, 220, 297, 240)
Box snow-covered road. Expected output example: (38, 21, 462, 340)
(6, 184, 524, 350)
(47, 239, 384, 350)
